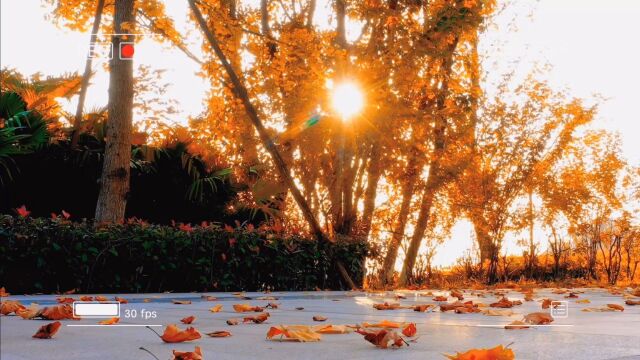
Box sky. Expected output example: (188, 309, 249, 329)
(2, 0, 639, 267)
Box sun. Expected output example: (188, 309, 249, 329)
(332, 82, 364, 120)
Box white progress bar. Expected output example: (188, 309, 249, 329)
(73, 301, 120, 318)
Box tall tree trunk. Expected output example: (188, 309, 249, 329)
(70, 0, 106, 148)
(361, 145, 381, 238)
(95, 0, 136, 224)
(398, 180, 436, 285)
(380, 153, 419, 285)
(188, 0, 355, 288)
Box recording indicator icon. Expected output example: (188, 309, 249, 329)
(119, 42, 135, 60)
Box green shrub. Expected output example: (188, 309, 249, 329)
(0, 215, 368, 293)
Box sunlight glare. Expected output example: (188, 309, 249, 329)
(332, 82, 364, 120)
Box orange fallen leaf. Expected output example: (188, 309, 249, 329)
(0, 287, 10, 297)
(1, 300, 25, 315)
(607, 304, 624, 311)
(80, 296, 93, 301)
(356, 328, 407, 349)
(313, 315, 327, 322)
(490, 297, 515, 308)
(233, 303, 264, 312)
(361, 320, 401, 329)
(33, 321, 62, 339)
(160, 324, 201, 343)
(446, 345, 515, 360)
(98, 317, 120, 325)
(505, 320, 530, 330)
(17, 304, 40, 319)
(450, 290, 464, 300)
(413, 304, 436, 312)
(265, 302, 279, 309)
(40, 304, 78, 320)
(172, 346, 203, 360)
(312, 324, 353, 334)
(402, 323, 417, 337)
(181, 316, 196, 324)
(209, 304, 223, 313)
(115, 296, 128, 304)
(266, 325, 322, 342)
(373, 302, 401, 310)
(565, 292, 579, 299)
(207, 331, 232, 337)
(523, 312, 554, 325)
(541, 298, 552, 309)
(625, 300, 640, 306)
(243, 312, 270, 324)
(433, 296, 448, 301)
(575, 299, 591, 304)
(201, 295, 217, 301)
(172, 300, 192, 305)
(95, 296, 108, 302)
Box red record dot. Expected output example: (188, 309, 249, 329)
(120, 43, 134, 58)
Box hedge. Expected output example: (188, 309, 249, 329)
(0, 216, 368, 293)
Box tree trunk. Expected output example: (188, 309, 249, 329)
(70, 0, 106, 148)
(361, 145, 381, 238)
(94, 0, 136, 224)
(380, 154, 419, 285)
(188, 0, 355, 289)
(398, 185, 435, 286)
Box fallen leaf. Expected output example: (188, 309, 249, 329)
(356, 328, 407, 349)
(33, 321, 62, 339)
(575, 299, 591, 304)
(181, 316, 196, 324)
(446, 345, 515, 360)
(295, 307, 304, 310)
(565, 292, 579, 299)
(450, 290, 464, 300)
(243, 312, 270, 324)
(482, 309, 515, 317)
(172, 300, 192, 305)
(607, 304, 624, 311)
(266, 325, 322, 342)
(256, 296, 279, 300)
(233, 304, 264, 312)
(160, 324, 201, 343)
(80, 296, 93, 301)
(373, 302, 401, 310)
(143, 298, 152, 303)
(98, 317, 119, 325)
(201, 295, 217, 301)
(541, 298, 552, 309)
(226, 319, 239, 325)
(413, 304, 436, 312)
(625, 300, 640, 305)
(115, 296, 128, 304)
(582, 307, 617, 312)
(402, 323, 417, 337)
(95, 296, 108, 302)
(40, 304, 78, 320)
(207, 331, 232, 338)
(361, 320, 402, 329)
(0, 287, 9, 297)
(209, 304, 223, 313)
(490, 297, 515, 308)
(172, 346, 203, 360)
(523, 312, 554, 325)
(1, 300, 25, 315)
(505, 320, 530, 330)
(312, 324, 353, 334)
(265, 302, 279, 309)
(433, 296, 448, 301)
(16, 304, 40, 319)
(313, 315, 327, 322)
